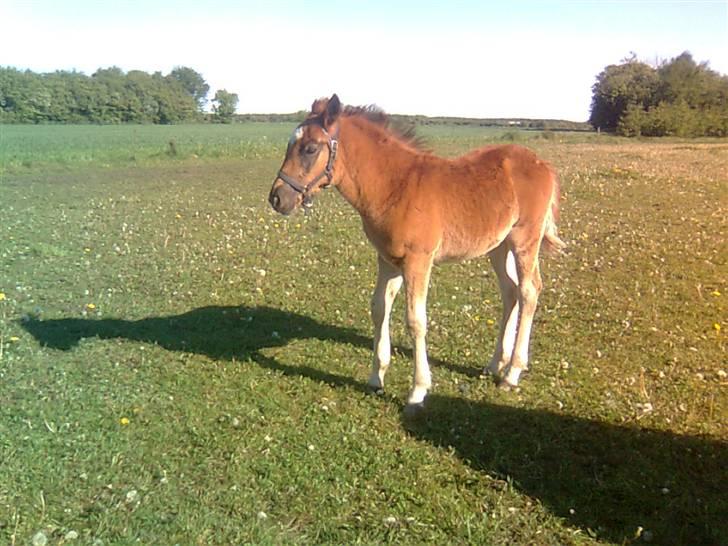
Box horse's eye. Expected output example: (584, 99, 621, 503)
(304, 143, 318, 155)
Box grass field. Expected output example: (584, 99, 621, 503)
(0, 123, 726, 545)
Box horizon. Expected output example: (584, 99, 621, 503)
(2, 0, 726, 122)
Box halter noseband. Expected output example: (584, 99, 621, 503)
(276, 125, 339, 203)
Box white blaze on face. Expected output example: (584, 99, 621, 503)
(289, 125, 304, 147)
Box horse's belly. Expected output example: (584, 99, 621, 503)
(436, 227, 510, 263)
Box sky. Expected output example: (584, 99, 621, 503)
(1, 0, 726, 121)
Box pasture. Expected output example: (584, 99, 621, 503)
(0, 123, 725, 545)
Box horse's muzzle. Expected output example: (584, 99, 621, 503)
(268, 180, 299, 215)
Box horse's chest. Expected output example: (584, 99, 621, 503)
(361, 219, 405, 263)
(361, 215, 439, 266)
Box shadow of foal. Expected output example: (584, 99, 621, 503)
(21, 305, 371, 392)
(403, 394, 727, 546)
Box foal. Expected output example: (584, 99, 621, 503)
(269, 95, 564, 410)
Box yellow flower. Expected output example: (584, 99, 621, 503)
(9, 336, 20, 342)
(486, 319, 496, 326)
(120, 417, 130, 426)
(0, 292, 5, 301)
(711, 290, 721, 297)
(714, 323, 722, 333)
(86, 303, 96, 310)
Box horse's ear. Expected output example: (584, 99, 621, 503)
(311, 97, 328, 115)
(324, 93, 341, 128)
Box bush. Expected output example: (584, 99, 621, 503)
(592, 52, 728, 137)
(617, 104, 647, 137)
(618, 100, 728, 138)
(500, 131, 522, 142)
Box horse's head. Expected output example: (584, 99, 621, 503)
(268, 94, 342, 215)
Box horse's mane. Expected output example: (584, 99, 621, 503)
(342, 104, 428, 152)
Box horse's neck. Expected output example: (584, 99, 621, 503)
(335, 118, 417, 219)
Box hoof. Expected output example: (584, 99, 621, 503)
(366, 384, 385, 397)
(403, 402, 425, 418)
(486, 360, 508, 378)
(497, 378, 518, 391)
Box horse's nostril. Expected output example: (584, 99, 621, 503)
(271, 193, 281, 209)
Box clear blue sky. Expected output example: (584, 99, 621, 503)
(2, 0, 726, 120)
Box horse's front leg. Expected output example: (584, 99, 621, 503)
(403, 255, 434, 411)
(368, 255, 403, 393)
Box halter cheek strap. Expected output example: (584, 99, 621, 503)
(277, 127, 339, 201)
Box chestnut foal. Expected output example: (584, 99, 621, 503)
(269, 95, 564, 411)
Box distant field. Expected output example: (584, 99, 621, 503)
(0, 123, 294, 173)
(0, 122, 602, 175)
(0, 123, 726, 545)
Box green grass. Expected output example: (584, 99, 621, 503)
(0, 123, 295, 174)
(0, 122, 605, 176)
(0, 124, 726, 545)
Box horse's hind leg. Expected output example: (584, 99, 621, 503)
(501, 231, 543, 388)
(487, 241, 519, 377)
(368, 255, 403, 393)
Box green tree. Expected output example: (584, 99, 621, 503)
(212, 89, 238, 123)
(616, 103, 647, 137)
(589, 51, 728, 137)
(0, 67, 25, 122)
(589, 56, 659, 131)
(168, 66, 209, 111)
(656, 52, 728, 111)
(0, 65, 205, 124)
(92, 67, 129, 123)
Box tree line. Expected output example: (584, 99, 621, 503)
(589, 52, 728, 137)
(4, 55, 725, 136)
(0, 66, 239, 124)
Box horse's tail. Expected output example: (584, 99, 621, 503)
(541, 167, 566, 254)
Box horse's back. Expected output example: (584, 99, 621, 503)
(464, 144, 553, 182)
(462, 144, 557, 222)
(432, 144, 557, 262)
